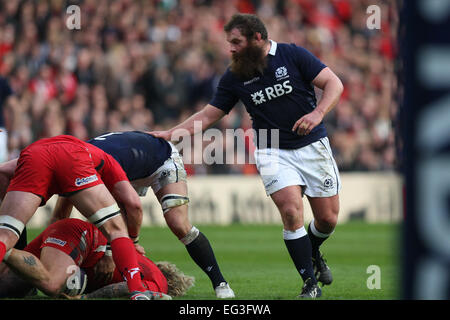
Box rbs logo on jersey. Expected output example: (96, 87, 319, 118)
(251, 80, 293, 105)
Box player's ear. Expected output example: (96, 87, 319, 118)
(254, 32, 262, 41)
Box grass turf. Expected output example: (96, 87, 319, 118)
(25, 221, 400, 300)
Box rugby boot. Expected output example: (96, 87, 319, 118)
(215, 282, 235, 298)
(312, 252, 333, 285)
(130, 290, 172, 300)
(298, 278, 322, 298)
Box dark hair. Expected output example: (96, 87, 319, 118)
(224, 13, 268, 41)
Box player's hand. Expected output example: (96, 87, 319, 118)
(93, 254, 115, 286)
(147, 130, 172, 141)
(292, 110, 324, 136)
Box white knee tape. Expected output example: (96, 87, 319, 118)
(161, 194, 189, 214)
(0, 215, 25, 239)
(88, 204, 121, 227)
(180, 226, 199, 245)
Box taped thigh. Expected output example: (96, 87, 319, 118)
(0, 215, 25, 238)
(161, 194, 189, 214)
(87, 204, 121, 227)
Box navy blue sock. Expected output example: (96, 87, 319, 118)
(283, 228, 317, 283)
(308, 221, 331, 260)
(185, 231, 226, 288)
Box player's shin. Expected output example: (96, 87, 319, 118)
(182, 226, 226, 288)
(283, 227, 317, 284)
(110, 237, 147, 293)
(88, 205, 147, 293)
(308, 219, 333, 259)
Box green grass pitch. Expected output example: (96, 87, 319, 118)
(25, 221, 400, 300)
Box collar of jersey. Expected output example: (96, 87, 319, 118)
(268, 39, 277, 56)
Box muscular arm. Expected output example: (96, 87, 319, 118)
(111, 181, 143, 240)
(292, 67, 344, 135)
(311, 67, 344, 118)
(3, 249, 55, 296)
(150, 104, 226, 141)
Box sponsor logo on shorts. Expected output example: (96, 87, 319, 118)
(75, 174, 98, 187)
(44, 237, 67, 247)
(324, 177, 334, 189)
(265, 179, 278, 188)
(158, 169, 171, 182)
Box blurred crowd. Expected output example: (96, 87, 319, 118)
(0, 0, 398, 174)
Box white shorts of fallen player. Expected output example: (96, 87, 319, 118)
(254, 137, 341, 197)
(131, 142, 187, 196)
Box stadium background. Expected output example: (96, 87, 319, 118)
(0, 0, 398, 173)
(1, 0, 402, 222)
(0, 0, 407, 300)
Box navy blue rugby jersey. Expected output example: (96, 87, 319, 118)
(87, 131, 172, 181)
(210, 40, 328, 149)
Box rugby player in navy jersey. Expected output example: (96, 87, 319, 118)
(49, 131, 234, 299)
(150, 13, 344, 298)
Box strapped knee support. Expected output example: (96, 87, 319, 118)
(88, 204, 121, 228)
(0, 215, 25, 239)
(161, 194, 189, 214)
(180, 226, 200, 245)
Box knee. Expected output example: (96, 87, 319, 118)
(320, 216, 338, 232)
(315, 209, 339, 231)
(279, 204, 302, 229)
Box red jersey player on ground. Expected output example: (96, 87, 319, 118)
(0, 218, 194, 299)
(0, 135, 155, 299)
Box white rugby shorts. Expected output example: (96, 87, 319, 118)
(0, 128, 8, 163)
(131, 142, 187, 196)
(254, 137, 341, 197)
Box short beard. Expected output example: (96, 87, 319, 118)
(230, 42, 267, 80)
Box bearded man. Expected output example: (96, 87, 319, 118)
(150, 13, 344, 298)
